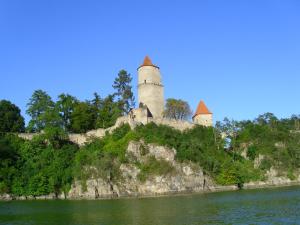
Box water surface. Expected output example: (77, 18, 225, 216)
(1, 186, 300, 225)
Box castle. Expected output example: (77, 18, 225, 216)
(130, 56, 213, 127)
(19, 56, 213, 146)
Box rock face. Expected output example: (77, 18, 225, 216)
(0, 194, 13, 201)
(67, 141, 217, 199)
(244, 167, 300, 189)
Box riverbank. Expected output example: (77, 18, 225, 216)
(1, 180, 299, 201)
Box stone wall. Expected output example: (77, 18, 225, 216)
(193, 114, 213, 127)
(149, 117, 194, 131)
(17, 133, 36, 140)
(18, 115, 196, 145)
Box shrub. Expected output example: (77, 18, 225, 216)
(137, 156, 174, 182)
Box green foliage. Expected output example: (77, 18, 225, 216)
(56, 94, 78, 131)
(26, 90, 55, 132)
(164, 98, 192, 120)
(287, 168, 296, 180)
(234, 113, 300, 175)
(0, 100, 25, 133)
(0, 135, 21, 194)
(2, 102, 300, 196)
(70, 102, 96, 133)
(247, 146, 257, 161)
(259, 158, 272, 171)
(25, 70, 133, 132)
(216, 160, 262, 188)
(137, 156, 174, 182)
(73, 124, 134, 189)
(0, 134, 78, 196)
(133, 123, 265, 186)
(112, 70, 135, 114)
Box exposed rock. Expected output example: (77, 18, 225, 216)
(126, 141, 176, 163)
(275, 142, 286, 148)
(0, 194, 12, 201)
(244, 167, 300, 189)
(254, 154, 265, 169)
(68, 179, 114, 199)
(35, 193, 56, 200)
(67, 141, 217, 199)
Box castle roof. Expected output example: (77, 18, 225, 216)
(193, 100, 212, 118)
(138, 56, 159, 69)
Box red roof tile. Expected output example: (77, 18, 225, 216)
(138, 56, 159, 69)
(142, 56, 153, 66)
(193, 100, 212, 118)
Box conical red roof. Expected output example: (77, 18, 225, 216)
(142, 56, 154, 66)
(138, 56, 159, 69)
(193, 100, 212, 118)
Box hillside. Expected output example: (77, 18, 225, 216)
(1, 114, 300, 200)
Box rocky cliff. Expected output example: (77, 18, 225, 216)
(67, 141, 230, 199)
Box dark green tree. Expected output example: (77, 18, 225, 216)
(91, 92, 103, 127)
(112, 70, 135, 114)
(0, 100, 25, 133)
(96, 95, 122, 128)
(70, 102, 96, 133)
(26, 90, 55, 132)
(56, 94, 78, 131)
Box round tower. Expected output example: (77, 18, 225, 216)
(193, 100, 213, 127)
(138, 56, 164, 118)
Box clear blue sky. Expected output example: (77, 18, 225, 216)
(1, 0, 300, 123)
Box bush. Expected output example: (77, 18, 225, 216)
(137, 156, 174, 182)
(247, 146, 257, 161)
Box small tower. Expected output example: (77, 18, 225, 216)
(137, 56, 164, 118)
(193, 100, 213, 127)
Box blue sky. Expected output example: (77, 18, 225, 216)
(1, 0, 300, 123)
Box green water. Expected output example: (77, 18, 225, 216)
(0, 186, 300, 225)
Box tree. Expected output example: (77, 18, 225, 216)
(0, 100, 25, 133)
(163, 98, 192, 120)
(216, 117, 240, 152)
(70, 102, 96, 133)
(255, 113, 278, 126)
(96, 95, 122, 128)
(56, 94, 78, 131)
(91, 92, 102, 110)
(26, 90, 55, 132)
(290, 114, 300, 130)
(91, 92, 103, 127)
(112, 70, 135, 114)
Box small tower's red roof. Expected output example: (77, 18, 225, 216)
(193, 100, 212, 118)
(138, 56, 159, 69)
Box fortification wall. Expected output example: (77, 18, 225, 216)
(18, 115, 197, 146)
(149, 118, 195, 131)
(17, 133, 36, 141)
(193, 114, 213, 127)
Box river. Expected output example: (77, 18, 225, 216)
(0, 186, 299, 225)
